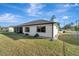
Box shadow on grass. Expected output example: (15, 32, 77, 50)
(1, 32, 46, 40)
(59, 33, 79, 46)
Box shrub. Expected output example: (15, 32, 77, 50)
(25, 33, 29, 36)
(34, 33, 39, 37)
(63, 31, 66, 33)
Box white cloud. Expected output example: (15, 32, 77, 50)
(64, 3, 79, 7)
(0, 13, 21, 22)
(62, 16, 69, 20)
(64, 4, 70, 7)
(27, 3, 45, 16)
(74, 3, 79, 6)
(44, 8, 68, 17)
(55, 9, 67, 13)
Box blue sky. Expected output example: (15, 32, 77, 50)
(0, 3, 79, 27)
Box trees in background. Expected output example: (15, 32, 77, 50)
(63, 19, 79, 31)
(0, 26, 2, 31)
(75, 19, 79, 31)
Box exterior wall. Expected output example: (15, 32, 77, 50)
(23, 24, 59, 39)
(23, 24, 52, 37)
(8, 27, 14, 32)
(53, 24, 59, 40)
(14, 27, 23, 33)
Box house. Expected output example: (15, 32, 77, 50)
(8, 25, 23, 33)
(8, 26, 15, 32)
(21, 20, 59, 40)
(2, 27, 8, 32)
(8, 20, 59, 40)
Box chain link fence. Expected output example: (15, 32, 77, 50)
(59, 19, 79, 56)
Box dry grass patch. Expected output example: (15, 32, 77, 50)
(0, 32, 79, 56)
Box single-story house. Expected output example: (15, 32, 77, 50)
(2, 27, 8, 32)
(8, 20, 59, 40)
(8, 26, 15, 32)
(8, 25, 23, 33)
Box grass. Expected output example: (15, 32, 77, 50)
(0, 32, 79, 56)
(59, 33, 79, 56)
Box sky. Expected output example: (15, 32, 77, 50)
(0, 3, 79, 27)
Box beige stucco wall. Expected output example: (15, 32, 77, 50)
(8, 27, 14, 32)
(23, 24, 59, 39)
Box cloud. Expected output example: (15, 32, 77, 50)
(64, 3, 79, 7)
(74, 3, 79, 6)
(0, 13, 21, 22)
(45, 8, 68, 17)
(64, 4, 70, 7)
(62, 16, 69, 20)
(27, 3, 45, 16)
(55, 9, 68, 13)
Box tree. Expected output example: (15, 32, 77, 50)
(75, 19, 79, 31)
(50, 15, 56, 22)
(0, 26, 1, 31)
(63, 23, 72, 29)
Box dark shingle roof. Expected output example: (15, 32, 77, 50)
(21, 20, 52, 26)
(15, 19, 59, 27)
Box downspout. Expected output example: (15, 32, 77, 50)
(50, 23, 53, 41)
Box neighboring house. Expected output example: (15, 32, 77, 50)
(2, 27, 8, 32)
(8, 25, 23, 33)
(8, 26, 14, 32)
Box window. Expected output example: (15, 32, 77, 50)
(37, 27, 40, 32)
(41, 26, 46, 32)
(25, 27, 30, 32)
(37, 26, 46, 32)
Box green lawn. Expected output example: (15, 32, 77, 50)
(0, 32, 79, 56)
